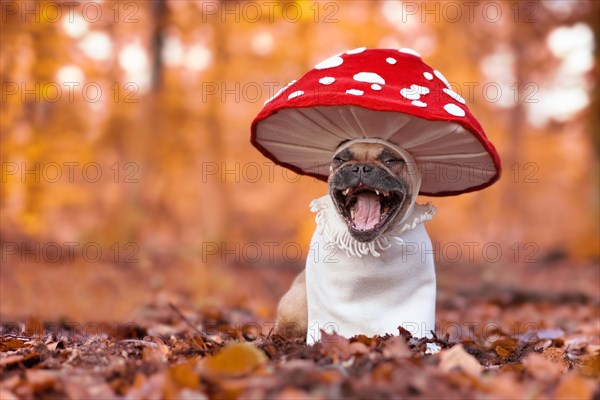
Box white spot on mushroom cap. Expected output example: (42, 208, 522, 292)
(411, 84, 430, 95)
(319, 77, 335, 85)
(386, 57, 397, 65)
(346, 89, 364, 96)
(398, 48, 421, 57)
(412, 100, 427, 107)
(264, 80, 297, 104)
(400, 84, 430, 100)
(371, 84, 382, 90)
(434, 70, 451, 89)
(444, 103, 465, 117)
(400, 88, 420, 100)
(315, 55, 344, 70)
(346, 47, 366, 55)
(423, 72, 433, 80)
(443, 88, 466, 104)
(288, 90, 304, 100)
(353, 72, 385, 85)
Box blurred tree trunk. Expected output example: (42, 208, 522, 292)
(586, 2, 600, 156)
(202, 0, 233, 241)
(504, 14, 527, 241)
(151, 0, 167, 90)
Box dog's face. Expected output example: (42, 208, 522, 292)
(328, 142, 416, 242)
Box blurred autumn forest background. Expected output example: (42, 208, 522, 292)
(0, 0, 599, 324)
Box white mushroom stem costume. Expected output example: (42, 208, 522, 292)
(250, 48, 501, 344)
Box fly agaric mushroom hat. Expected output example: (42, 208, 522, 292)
(251, 48, 501, 196)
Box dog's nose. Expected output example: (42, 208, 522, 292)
(351, 164, 373, 175)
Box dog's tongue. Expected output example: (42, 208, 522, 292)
(353, 193, 381, 231)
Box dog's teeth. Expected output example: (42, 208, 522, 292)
(344, 188, 350, 195)
(375, 190, 380, 196)
(350, 209, 355, 220)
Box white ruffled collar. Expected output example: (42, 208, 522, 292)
(310, 194, 436, 258)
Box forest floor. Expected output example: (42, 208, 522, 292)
(1, 259, 599, 399)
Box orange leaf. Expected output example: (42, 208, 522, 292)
(202, 342, 267, 378)
(0, 338, 29, 351)
(439, 344, 484, 378)
(522, 352, 563, 382)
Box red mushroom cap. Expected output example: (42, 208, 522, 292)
(250, 48, 501, 196)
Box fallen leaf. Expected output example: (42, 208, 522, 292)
(439, 344, 484, 378)
(25, 370, 59, 392)
(351, 334, 378, 348)
(372, 362, 394, 383)
(541, 347, 569, 373)
(0, 389, 18, 400)
(577, 351, 600, 378)
(319, 330, 352, 362)
(0, 338, 29, 351)
(349, 341, 369, 355)
(276, 387, 312, 400)
(494, 346, 513, 361)
(382, 336, 411, 359)
(522, 352, 562, 382)
(170, 361, 200, 389)
(0, 352, 40, 368)
(202, 342, 267, 378)
(0, 355, 25, 367)
(554, 371, 594, 399)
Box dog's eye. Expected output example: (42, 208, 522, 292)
(333, 156, 345, 163)
(384, 158, 401, 165)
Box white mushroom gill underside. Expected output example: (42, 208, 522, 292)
(255, 105, 495, 193)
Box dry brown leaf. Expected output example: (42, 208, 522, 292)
(25, 370, 59, 392)
(169, 361, 200, 390)
(276, 387, 313, 400)
(522, 352, 563, 382)
(372, 362, 394, 383)
(494, 345, 513, 361)
(481, 373, 526, 398)
(314, 369, 344, 384)
(62, 374, 116, 400)
(0, 338, 29, 351)
(212, 378, 247, 399)
(554, 371, 595, 399)
(541, 347, 570, 373)
(319, 330, 352, 362)
(351, 335, 378, 348)
(0, 389, 18, 400)
(0, 374, 20, 391)
(0, 355, 25, 367)
(439, 344, 484, 378)
(383, 336, 411, 359)
(202, 342, 267, 378)
(349, 341, 369, 355)
(0, 352, 40, 368)
(126, 371, 168, 400)
(577, 351, 600, 378)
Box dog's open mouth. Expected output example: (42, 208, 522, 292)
(333, 186, 404, 239)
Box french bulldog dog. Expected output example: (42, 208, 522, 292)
(275, 138, 437, 344)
